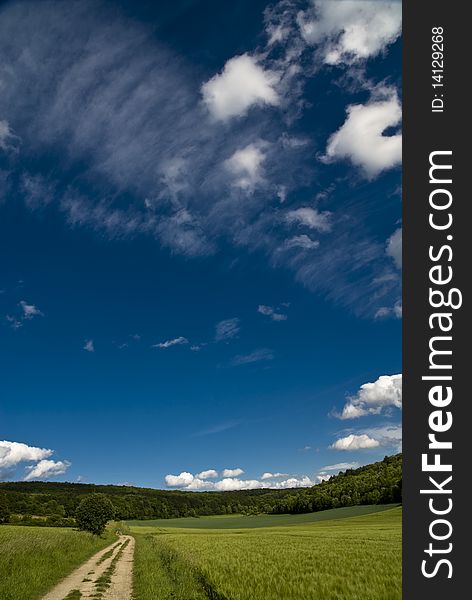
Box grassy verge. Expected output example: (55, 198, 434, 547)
(0, 525, 114, 600)
(133, 507, 401, 600)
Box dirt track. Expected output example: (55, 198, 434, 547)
(41, 535, 135, 600)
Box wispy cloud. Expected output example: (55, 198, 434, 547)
(215, 318, 240, 342)
(231, 348, 274, 366)
(257, 304, 288, 321)
(152, 336, 189, 349)
(0, 0, 402, 317)
(5, 300, 43, 329)
(193, 420, 243, 437)
(83, 339, 95, 353)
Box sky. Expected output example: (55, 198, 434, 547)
(0, 0, 402, 491)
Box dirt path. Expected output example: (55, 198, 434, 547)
(41, 535, 135, 600)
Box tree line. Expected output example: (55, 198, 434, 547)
(0, 454, 401, 525)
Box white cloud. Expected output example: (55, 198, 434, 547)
(21, 173, 55, 210)
(83, 339, 95, 353)
(215, 318, 240, 342)
(196, 469, 218, 480)
(330, 433, 380, 450)
(284, 235, 319, 250)
(0, 440, 53, 470)
(363, 424, 402, 451)
(261, 472, 288, 480)
(19, 300, 43, 319)
(225, 142, 267, 191)
(24, 459, 71, 481)
(286, 207, 332, 232)
(386, 227, 402, 269)
(298, 1, 402, 65)
(0, 440, 70, 481)
(201, 54, 279, 121)
(0, 1, 402, 319)
(152, 336, 189, 349)
(324, 94, 401, 178)
(164, 466, 314, 491)
(164, 471, 195, 488)
(222, 468, 244, 478)
(321, 462, 360, 472)
(231, 348, 274, 366)
(257, 305, 287, 321)
(375, 300, 402, 320)
(0, 119, 18, 151)
(6, 300, 43, 329)
(339, 374, 402, 419)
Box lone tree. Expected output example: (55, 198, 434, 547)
(75, 493, 115, 535)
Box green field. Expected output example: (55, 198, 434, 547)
(128, 503, 398, 530)
(131, 505, 402, 600)
(0, 525, 114, 600)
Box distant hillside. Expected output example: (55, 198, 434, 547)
(269, 453, 402, 514)
(0, 454, 401, 524)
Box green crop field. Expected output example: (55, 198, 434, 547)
(0, 525, 114, 600)
(131, 505, 402, 600)
(128, 503, 398, 530)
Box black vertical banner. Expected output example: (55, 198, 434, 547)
(403, 1, 469, 598)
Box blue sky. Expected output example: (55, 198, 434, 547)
(0, 0, 402, 490)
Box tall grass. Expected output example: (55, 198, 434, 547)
(133, 535, 207, 600)
(0, 525, 114, 600)
(133, 507, 402, 600)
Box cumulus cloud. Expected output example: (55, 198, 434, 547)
(196, 469, 218, 480)
(24, 459, 71, 481)
(298, 1, 402, 65)
(286, 207, 332, 232)
(83, 339, 95, 353)
(0, 440, 70, 481)
(260, 472, 288, 480)
(257, 305, 287, 321)
(324, 94, 402, 178)
(215, 318, 240, 342)
(386, 227, 402, 269)
(152, 336, 189, 349)
(330, 433, 379, 450)
(164, 472, 195, 488)
(201, 54, 279, 121)
(225, 142, 267, 191)
(0, 440, 53, 470)
(165, 466, 314, 491)
(231, 348, 274, 366)
(339, 374, 402, 419)
(222, 468, 244, 478)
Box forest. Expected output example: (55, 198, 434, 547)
(0, 454, 401, 525)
